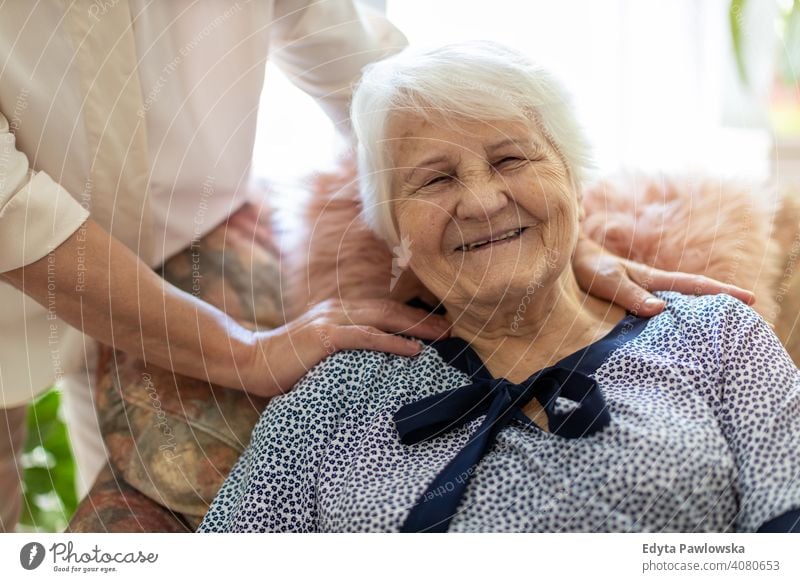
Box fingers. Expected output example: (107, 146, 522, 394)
(250, 325, 424, 399)
(606, 274, 667, 317)
(669, 274, 756, 306)
(357, 301, 450, 340)
(246, 301, 436, 398)
(573, 252, 666, 316)
(321, 298, 451, 341)
(720, 285, 757, 305)
(626, 264, 757, 306)
(327, 325, 423, 357)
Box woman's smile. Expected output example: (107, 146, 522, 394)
(453, 224, 536, 253)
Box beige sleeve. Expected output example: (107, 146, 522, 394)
(0, 112, 89, 273)
(270, 0, 407, 135)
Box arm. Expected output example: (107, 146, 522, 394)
(572, 233, 756, 316)
(270, 0, 407, 135)
(2, 217, 261, 391)
(0, 116, 449, 399)
(710, 295, 800, 532)
(0, 112, 88, 273)
(1, 110, 245, 388)
(2, 219, 449, 397)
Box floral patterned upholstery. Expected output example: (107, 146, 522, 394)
(67, 464, 191, 533)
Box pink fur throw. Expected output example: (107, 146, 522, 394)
(282, 159, 781, 324)
(581, 175, 780, 322)
(282, 155, 405, 320)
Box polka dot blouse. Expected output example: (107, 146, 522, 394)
(198, 292, 800, 532)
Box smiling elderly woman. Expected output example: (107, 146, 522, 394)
(199, 42, 800, 533)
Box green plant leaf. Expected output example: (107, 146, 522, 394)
(23, 467, 55, 495)
(778, 0, 800, 83)
(19, 388, 78, 532)
(730, 0, 749, 86)
(24, 390, 60, 450)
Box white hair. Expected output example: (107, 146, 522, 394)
(350, 40, 593, 246)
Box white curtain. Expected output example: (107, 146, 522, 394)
(250, 0, 775, 187)
(387, 0, 772, 180)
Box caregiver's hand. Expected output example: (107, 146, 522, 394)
(2, 219, 448, 400)
(239, 299, 450, 398)
(572, 234, 756, 316)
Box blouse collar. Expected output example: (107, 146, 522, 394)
(426, 311, 651, 382)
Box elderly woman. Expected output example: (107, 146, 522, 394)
(199, 42, 800, 533)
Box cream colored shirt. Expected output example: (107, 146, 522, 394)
(0, 0, 406, 407)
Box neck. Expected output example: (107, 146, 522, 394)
(445, 270, 626, 382)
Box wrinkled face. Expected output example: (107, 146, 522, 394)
(386, 113, 580, 311)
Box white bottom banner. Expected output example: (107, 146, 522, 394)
(1, 533, 798, 581)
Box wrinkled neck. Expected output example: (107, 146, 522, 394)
(445, 270, 625, 381)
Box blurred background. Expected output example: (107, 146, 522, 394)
(255, 0, 800, 189)
(23, 0, 799, 531)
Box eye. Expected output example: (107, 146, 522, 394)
(493, 156, 527, 169)
(420, 175, 451, 189)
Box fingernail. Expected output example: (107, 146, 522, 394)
(644, 297, 664, 307)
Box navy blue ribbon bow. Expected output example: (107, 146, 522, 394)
(393, 366, 611, 533)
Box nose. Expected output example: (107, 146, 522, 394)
(454, 176, 509, 222)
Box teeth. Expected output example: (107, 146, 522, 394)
(458, 227, 525, 252)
